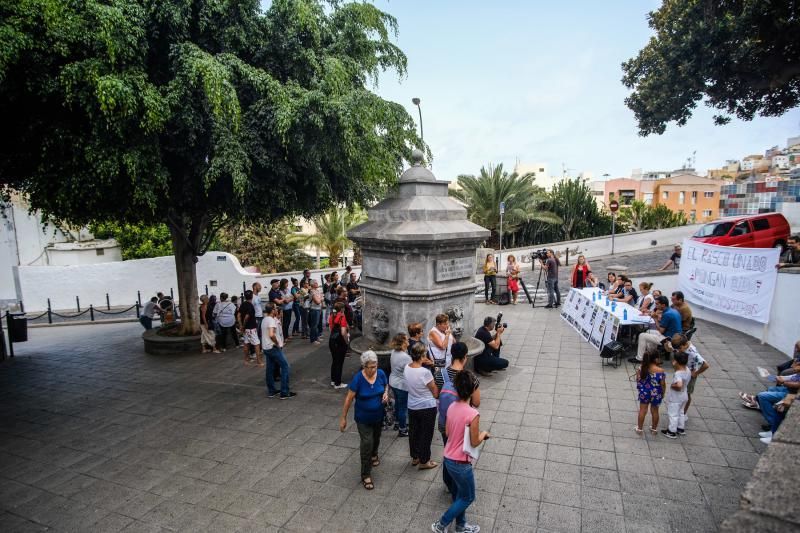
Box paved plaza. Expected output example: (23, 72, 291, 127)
(0, 301, 788, 532)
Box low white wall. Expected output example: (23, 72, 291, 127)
(628, 270, 800, 357)
(498, 224, 705, 264)
(17, 252, 361, 311)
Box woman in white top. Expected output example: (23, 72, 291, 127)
(428, 314, 454, 390)
(404, 342, 440, 470)
(389, 333, 411, 437)
(213, 292, 238, 351)
(637, 282, 655, 313)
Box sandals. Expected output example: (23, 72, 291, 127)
(650, 427, 658, 435)
(371, 456, 380, 467)
(739, 392, 759, 409)
(634, 427, 643, 435)
(361, 477, 374, 490)
(418, 461, 439, 470)
(411, 458, 420, 466)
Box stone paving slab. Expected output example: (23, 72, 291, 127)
(0, 301, 791, 532)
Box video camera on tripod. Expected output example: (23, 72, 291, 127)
(495, 313, 508, 330)
(531, 249, 548, 262)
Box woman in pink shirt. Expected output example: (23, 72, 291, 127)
(431, 371, 490, 533)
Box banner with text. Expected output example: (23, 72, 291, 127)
(678, 239, 779, 324)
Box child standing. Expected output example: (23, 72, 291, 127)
(636, 349, 666, 435)
(670, 333, 710, 424)
(662, 351, 691, 439)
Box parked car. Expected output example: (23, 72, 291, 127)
(691, 213, 790, 248)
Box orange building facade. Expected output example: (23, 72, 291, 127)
(604, 174, 722, 223)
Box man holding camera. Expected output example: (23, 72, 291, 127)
(473, 316, 510, 376)
(543, 249, 559, 308)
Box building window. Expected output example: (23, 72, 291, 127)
(678, 191, 685, 204)
(691, 191, 697, 204)
(702, 209, 712, 217)
(662, 191, 669, 200)
(643, 193, 653, 205)
(539, 167, 545, 173)
(689, 210, 696, 222)
(609, 192, 615, 199)
(704, 191, 714, 198)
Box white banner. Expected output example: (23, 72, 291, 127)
(678, 239, 779, 324)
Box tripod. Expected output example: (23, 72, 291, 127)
(530, 259, 545, 308)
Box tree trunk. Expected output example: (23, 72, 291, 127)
(169, 225, 201, 336)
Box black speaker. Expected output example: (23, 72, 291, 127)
(600, 341, 624, 359)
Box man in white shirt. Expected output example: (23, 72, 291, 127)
(261, 303, 295, 400)
(252, 282, 264, 340)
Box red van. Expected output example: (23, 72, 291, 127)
(691, 213, 790, 248)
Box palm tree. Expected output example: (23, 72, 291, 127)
(291, 206, 367, 267)
(616, 200, 649, 232)
(648, 204, 687, 229)
(450, 163, 561, 247)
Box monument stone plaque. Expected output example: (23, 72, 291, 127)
(435, 257, 474, 282)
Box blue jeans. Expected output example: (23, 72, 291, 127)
(545, 279, 557, 306)
(440, 458, 475, 528)
(292, 304, 301, 333)
(391, 387, 408, 430)
(309, 309, 322, 342)
(139, 316, 152, 330)
(265, 347, 290, 395)
(758, 386, 788, 433)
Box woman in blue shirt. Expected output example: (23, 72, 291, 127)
(339, 350, 388, 490)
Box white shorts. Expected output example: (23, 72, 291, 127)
(243, 328, 260, 346)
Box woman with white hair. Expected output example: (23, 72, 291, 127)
(339, 350, 388, 490)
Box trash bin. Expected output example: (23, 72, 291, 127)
(8, 312, 27, 342)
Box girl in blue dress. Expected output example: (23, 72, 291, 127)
(636, 348, 666, 435)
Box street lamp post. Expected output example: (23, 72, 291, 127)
(412, 97, 423, 143)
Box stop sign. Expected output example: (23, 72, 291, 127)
(609, 200, 619, 212)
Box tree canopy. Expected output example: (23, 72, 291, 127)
(0, 0, 421, 333)
(291, 206, 367, 267)
(622, 0, 800, 135)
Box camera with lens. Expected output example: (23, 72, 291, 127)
(495, 313, 508, 330)
(532, 249, 548, 261)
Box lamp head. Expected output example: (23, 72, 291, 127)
(412, 97, 421, 106)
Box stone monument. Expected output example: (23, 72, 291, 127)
(348, 150, 491, 360)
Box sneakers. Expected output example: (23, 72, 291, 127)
(398, 429, 408, 437)
(330, 381, 335, 386)
(760, 434, 772, 444)
(333, 383, 348, 390)
(267, 391, 279, 398)
(431, 521, 447, 533)
(456, 523, 481, 533)
(758, 430, 773, 438)
(676, 428, 686, 436)
(280, 392, 297, 400)
(661, 429, 678, 439)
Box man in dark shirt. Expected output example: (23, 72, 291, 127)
(239, 290, 262, 366)
(473, 316, 509, 376)
(544, 249, 559, 308)
(778, 235, 800, 269)
(268, 279, 283, 306)
(346, 273, 360, 303)
(670, 291, 693, 332)
(659, 244, 682, 270)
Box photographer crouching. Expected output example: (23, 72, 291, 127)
(473, 315, 510, 376)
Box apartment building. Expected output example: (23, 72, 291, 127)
(604, 173, 721, 223)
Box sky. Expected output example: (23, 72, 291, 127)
(365, 0, 800, 182)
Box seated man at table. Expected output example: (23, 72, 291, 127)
(631, 296, 681, 363)
(609, 278, 638, 305)
(473, 316, 509, 376)
(670, 291, 693, 333)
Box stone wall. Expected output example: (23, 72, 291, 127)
(720, 405, 800, 532)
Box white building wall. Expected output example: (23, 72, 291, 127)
(17, 251, 362, 311)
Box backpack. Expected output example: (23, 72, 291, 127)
(497, 292, 511, 305)
(437, 368, 458, 432)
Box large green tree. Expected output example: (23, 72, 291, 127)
(622, 0, 800, 135)
(450, 164, 560, 248)
(0, 0, 420, 334)
(216, 219, 313, 273)
(547, 178, 611, 241)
